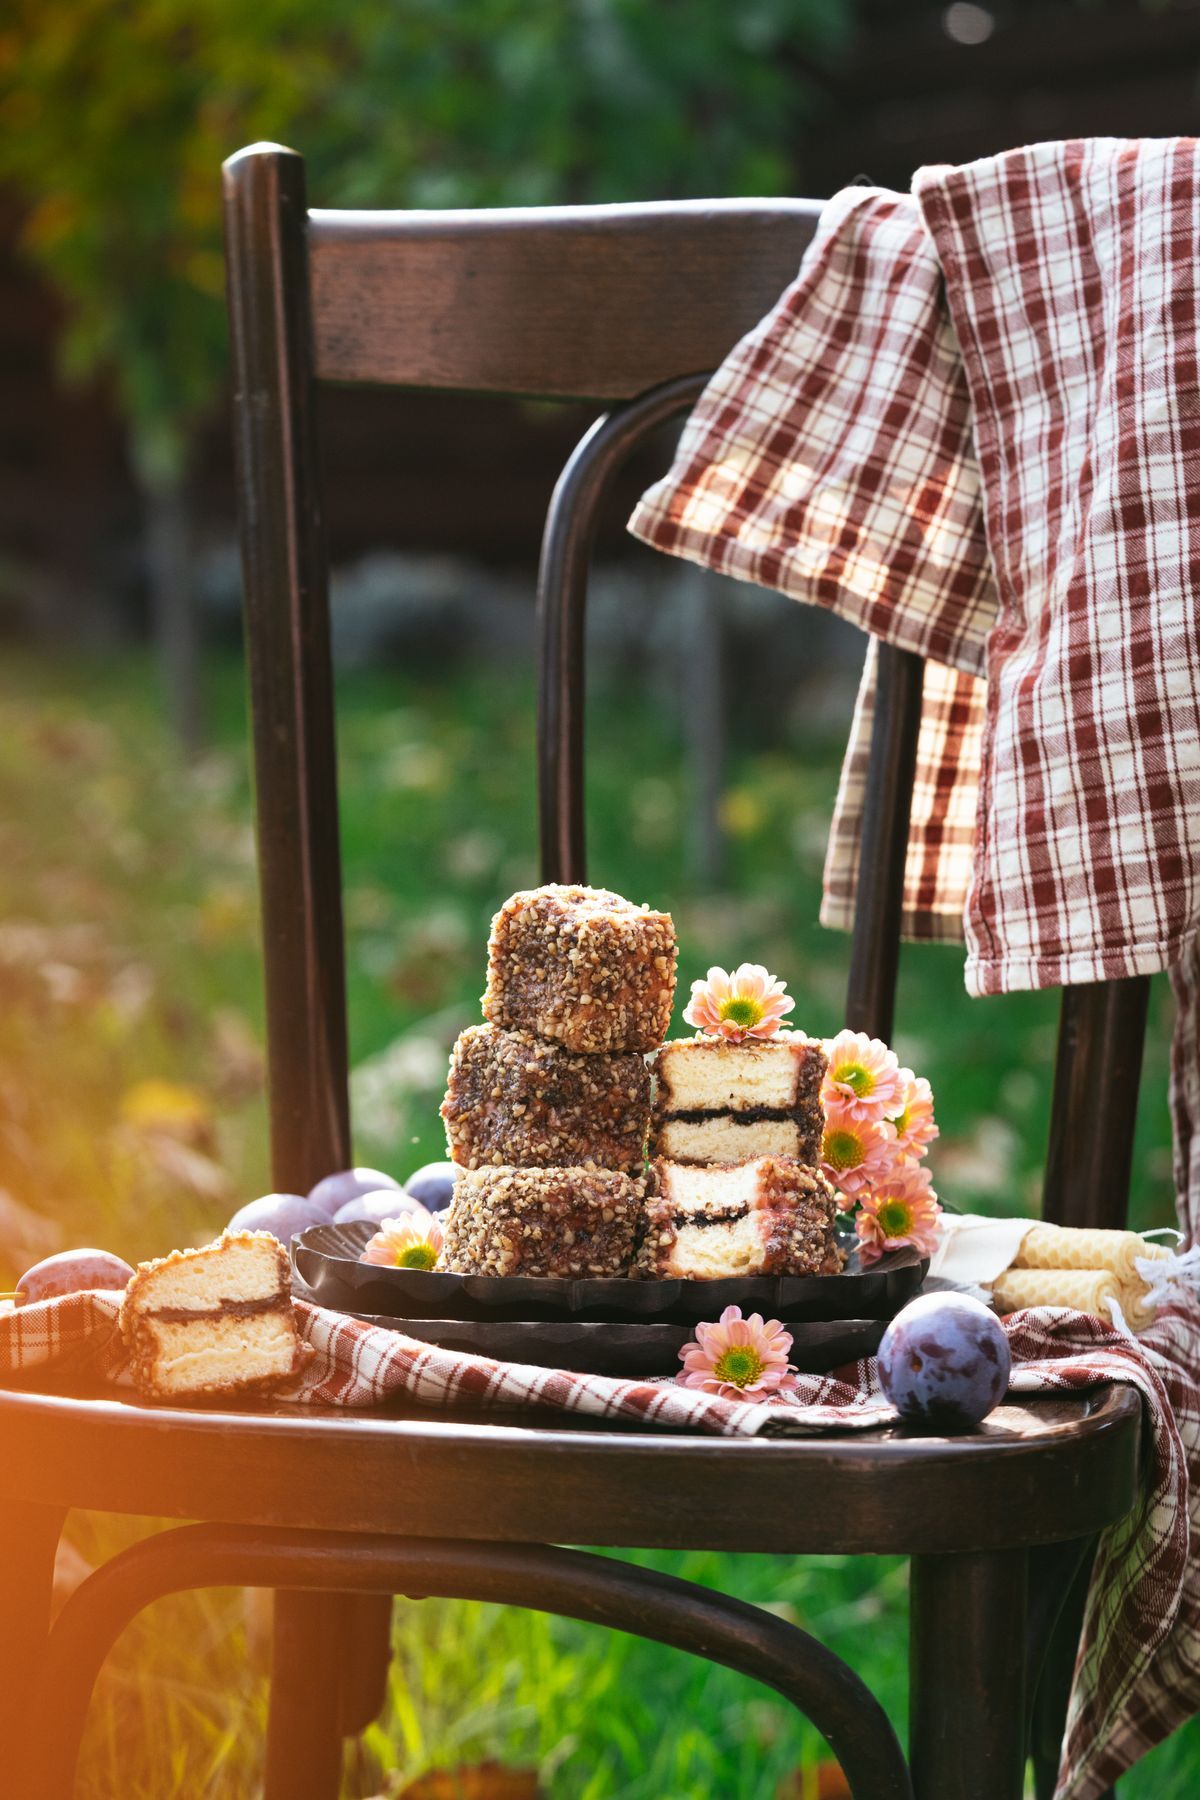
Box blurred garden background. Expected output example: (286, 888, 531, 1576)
(3, 2, 1200, 1796)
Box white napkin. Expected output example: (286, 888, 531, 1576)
(927, 1213, 1030, 1289)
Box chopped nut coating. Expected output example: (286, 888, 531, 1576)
(441, 1165, 646, 1277)
(442, 1024, 650, 1171)
(483, 884, 676, 1055)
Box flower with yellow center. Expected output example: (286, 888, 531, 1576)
(683, 964, 795, 1044)
(820, 1104, 892, 1200)
(821, 1028, 903, 1123)
(360, 1213, 445, 1271)
(888, 1070, 938, 1158)
(855, 1168, 942, 1266)
(678, 1304, 799, 1402)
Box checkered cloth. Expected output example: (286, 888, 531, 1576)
(628, 138, 1200, 1252)
(3, 1285, 1200, 1798)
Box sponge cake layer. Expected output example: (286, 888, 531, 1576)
(651, 1035, 826, 1166)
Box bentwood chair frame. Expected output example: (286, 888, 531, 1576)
(0, 141, 1153, 1800)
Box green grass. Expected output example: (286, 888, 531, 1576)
(1, 647, 1195, 1797)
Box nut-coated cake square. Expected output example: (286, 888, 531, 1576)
(442, 1024, 651, 1171)
(483, 884, 676, 1055)
(441, 1166, 646, 1277)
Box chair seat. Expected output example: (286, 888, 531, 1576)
(0, 1380, 1142, 1555)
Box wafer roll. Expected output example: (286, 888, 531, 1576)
(1015, 1225, 1171, 1283)
(1118, 1283, 1159, 1332)
(993, 1266, 1122, 1319)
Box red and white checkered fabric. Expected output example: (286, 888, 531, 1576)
(3, 1286, 1199, 1798)
(628, 138, 1200, 1253)
(627, 137, 1200, 1792)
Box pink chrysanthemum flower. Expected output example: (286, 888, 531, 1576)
(683, 964, 795, 1045)
(855, 1166, 942, 1266)
(887, 1070, 938, 1159)
(820, 1103, 895, 1200)
(360, 1213, 444, 1272)
(678, 1304, 798, 1402)
(822, 1029, 904, 1122)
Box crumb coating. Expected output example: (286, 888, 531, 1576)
(442, 1024, 650, 1171)
(483, 884, 676, 1055)
(441, 1166, 647, 1277)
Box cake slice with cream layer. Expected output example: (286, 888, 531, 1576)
(650, 1034, 827, 1166)
(636, 1156, 844, 1279)
(119, 1230, 305, 1399)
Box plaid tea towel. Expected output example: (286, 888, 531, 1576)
(4, 1284, 1200, 1799)
(628, 137, 1200, 1253)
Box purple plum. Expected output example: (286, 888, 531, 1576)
(877, 1292, 1011, 1431)
(404, 1161, 460, 1214)
(332, 1188, 428, 1227)
(227, 1192, 328, 1243)
(16, 1248, 135, 1306)
(307, 1167, 401, 1220)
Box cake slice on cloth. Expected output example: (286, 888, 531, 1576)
(637, 1157, 844, 1279)
(119, 1230, 307, 1399)
(650, 1034, 827, 1165)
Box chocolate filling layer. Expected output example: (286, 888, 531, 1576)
(661, 1106, 798, 1125)
(667, 1212, 830, 1230)
(147, 1293, 290, 1323)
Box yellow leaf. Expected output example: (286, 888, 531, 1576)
(719, 787, 766, 837)
(120, 1078, 212, 1141)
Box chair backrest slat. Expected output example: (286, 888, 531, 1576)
(1043, 977, 1151, 1229)
(536, 375, 708, 886)
(223, 144, 352, 1194)
(844, 645, 925, 1045)
(308, 198, 822, 397)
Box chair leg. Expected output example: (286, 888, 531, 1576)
(910, 1548, 1028, 1800)
(1030, 1541, 1117, 1800)
(264, 1590, 348, 1800)
(337, 1592, 393, 1734)
(0, 1501, 65, 1793)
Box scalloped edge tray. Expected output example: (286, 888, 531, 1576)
(294, 1219, 928, 1326)
(340, 1311, 890, 1377)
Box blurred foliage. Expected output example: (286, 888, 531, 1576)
(0, 0, 845, 480)
(0, 645, 1178, 1276)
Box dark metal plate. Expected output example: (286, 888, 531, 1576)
(294, 1219, 927, 1326)
(341, 1312, 889, 1377)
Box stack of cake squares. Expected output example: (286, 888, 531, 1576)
(439, 885, 676, 1276)
(638, 1034, 846, 1278)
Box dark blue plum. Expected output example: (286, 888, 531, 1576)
(332, 1188, 428, 1227)
(404, 1161, 460, 1214)
(877, 1292, 1010, 1431)
(307, 1167, 400, 1220)
(16, 1248, 135, 1305)
(227, 1192, 327, 1243)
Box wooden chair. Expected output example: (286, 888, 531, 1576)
(0, 141, 1152, 1800)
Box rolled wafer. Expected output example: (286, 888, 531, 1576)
(1118, 1283, 1159, 1332)
(1015, 1224, 1171, 1284)
(993, 1266, 1122, 1319)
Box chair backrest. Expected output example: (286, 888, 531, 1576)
(222, 140, 1149, 1230)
